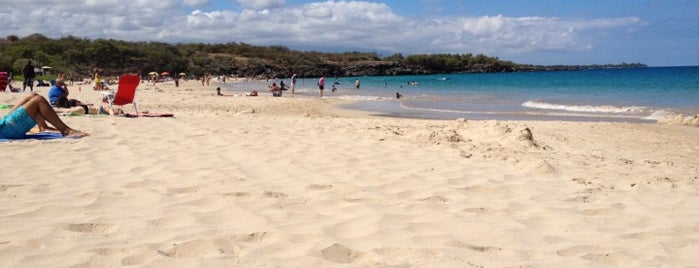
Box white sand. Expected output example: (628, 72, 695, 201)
(1, 80, 698, 267)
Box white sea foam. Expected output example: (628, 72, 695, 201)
(522, 100, 648, 114)
(399, 103, 496, 114)
(332, 95, 394, 101)
(644, 110, 680, 120)
(399, 102, 650, 121)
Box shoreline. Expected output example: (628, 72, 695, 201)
(220, 72, 699, 124)
(1, 79, 698, 267)
(339, 100, 659, 123)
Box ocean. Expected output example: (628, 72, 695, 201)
(223, 66, 699, 122)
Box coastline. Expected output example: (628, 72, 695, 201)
(339, 99, 661, 123)
(1, 79, 698, 267)
(223, 67, 699, 124)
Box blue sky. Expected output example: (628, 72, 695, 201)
(1, 0, 697, 66)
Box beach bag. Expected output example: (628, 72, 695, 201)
(55, 97, 81, 108)
(56, 97, 80, 108)
(250, 90, 258, 96)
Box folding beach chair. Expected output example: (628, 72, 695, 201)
(102, 74, 139, 114)
(0, 72, 8, 92)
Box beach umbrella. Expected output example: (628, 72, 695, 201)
(161, 72, 170, 76)
(148, 71, 158, 76)
(178, 72, 186, 76)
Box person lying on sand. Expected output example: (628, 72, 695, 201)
(0, 93, 88, 138)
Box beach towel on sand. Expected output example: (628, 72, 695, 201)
(0, 132, 83, 142)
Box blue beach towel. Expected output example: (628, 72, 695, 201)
(0, 132, 82, 142)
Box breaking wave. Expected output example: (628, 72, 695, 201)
(522, 100, 648, 114)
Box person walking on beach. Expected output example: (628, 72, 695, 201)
(317, 75, 325, 97)
(22, 60, 36, 92)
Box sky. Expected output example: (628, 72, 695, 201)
(1, 0, 697, 66)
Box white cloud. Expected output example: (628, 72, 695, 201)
(184, 0, 210, 7)
(301, 4, 333, 19)
(0, 0, 643, 59)
(236, 0, 284, 10)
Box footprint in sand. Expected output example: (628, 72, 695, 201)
(462, 207, 489, 214)
(461, 185, 510, 195)
(446, 241, 503, 254)
(565, 195, 596, 203)
(221, 192, 249, 197)
(121, 253, 154, 266)
(263, 191, 287, 198)
(418, 196, 450, 203)
(556, 245, 601, 257)
(0, 184, 24, 197)
(465, 244, 503, 253)
(160, 239, 240, 258)
(0, 184, 24, 192)
(343, 197, 370, 203)
(66, 223, 115, 233)
(123, 180, 156, 189)
(231, 232, 269, 243)
(167, 185, 200, 194)
(307, 184, 333, 190)
(320, 243, 362, 264)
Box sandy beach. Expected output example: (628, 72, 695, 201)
(1, 79, 698, 267)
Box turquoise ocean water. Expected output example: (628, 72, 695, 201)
(224, 66, 699, 122)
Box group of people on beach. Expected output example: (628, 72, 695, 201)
(228, 74, 361, 98)
(2, 67, 409, 139)
(0, 62, 112, 139)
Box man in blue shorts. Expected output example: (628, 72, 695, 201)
(0, 93, 88, 139)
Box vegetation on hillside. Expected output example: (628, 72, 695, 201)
(0, 34, 646, 79)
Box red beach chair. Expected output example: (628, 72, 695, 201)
(102, 74, 140, 114)
(0, 72, 8, 92)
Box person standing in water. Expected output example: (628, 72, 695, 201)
(290, 74, 297, 95)
(317, 74, 325, 97)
